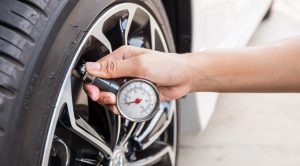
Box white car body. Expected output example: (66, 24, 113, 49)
(179, 0, 273, 134)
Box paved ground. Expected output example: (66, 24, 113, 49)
(178, 0, 300, 165)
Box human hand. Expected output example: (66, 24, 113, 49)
(83, 45, 194, 114)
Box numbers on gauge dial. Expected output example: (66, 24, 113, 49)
(118, 81, 158, 120)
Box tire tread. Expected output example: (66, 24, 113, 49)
(0, 0, 48, 144)
(17, 0, 48, 17)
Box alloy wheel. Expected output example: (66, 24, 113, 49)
(42, 3, 177, 166)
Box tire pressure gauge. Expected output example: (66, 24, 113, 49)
(116, 79, 160, 122)
(73, 64, 160, 122)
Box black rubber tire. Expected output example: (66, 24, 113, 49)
(0, 0, 176, 165)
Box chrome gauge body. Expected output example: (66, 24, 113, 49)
(117, 79, 160, 122)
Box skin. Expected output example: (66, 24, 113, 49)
(83, 36, 300, 114)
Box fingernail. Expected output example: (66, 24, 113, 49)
(86, 62, 101, 71)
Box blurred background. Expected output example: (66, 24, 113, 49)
(179, 0, 300, 165)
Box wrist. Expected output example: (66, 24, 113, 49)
(180, 52, 203, 93)
(183, 51, 216, 92)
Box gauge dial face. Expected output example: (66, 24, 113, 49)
(117, 79, 159, 121)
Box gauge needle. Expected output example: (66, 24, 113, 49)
(126, 98, 142, 105)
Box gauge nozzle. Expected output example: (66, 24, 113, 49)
(72, 64, 86, 78)
(73, 63, 120, 94)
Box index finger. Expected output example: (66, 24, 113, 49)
(98, 45, 151, 62)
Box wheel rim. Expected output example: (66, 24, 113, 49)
(42, 3, 177, 166)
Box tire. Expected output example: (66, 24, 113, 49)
(0, 0, 178, 165)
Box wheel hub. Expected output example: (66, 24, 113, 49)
(110, 148, 127, 166)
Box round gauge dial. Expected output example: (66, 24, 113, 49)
(116, 79, 160, 122)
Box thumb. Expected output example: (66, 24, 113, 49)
(85, 58, 141, 78)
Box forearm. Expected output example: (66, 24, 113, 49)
(187, 37, 300, 92)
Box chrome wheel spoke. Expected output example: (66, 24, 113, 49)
(133, 121, 146, 137)
(124, 6, 137, 45)
(89, 18, 112, 53)
(128, 145, 174, 166)
(74, 113, 105, 142)
(75, 158, 98, 165)
(120, 120, 137, 147)
(58, 76, 112, 156)
(149, 17, 168, 52)
(114, 115, 122, 145)
(134, 102, 174, 150)
(134, 109, 164, 141)
(150, 18, 157, 50)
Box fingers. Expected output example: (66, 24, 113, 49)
(83, 84, 100, 101)
(85, 45, 154, 79)
(98, 92, 120, 115)
(97, 92, 120, 114)
(98, 91, 116, 105)
(94, 45, 150, 64)
(83, 84, 120, 114)
(83, 84, 116, 104)
(85, 56, 145, 79)
(108, 45, 151, 60)
(107, 105, 120, 115)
